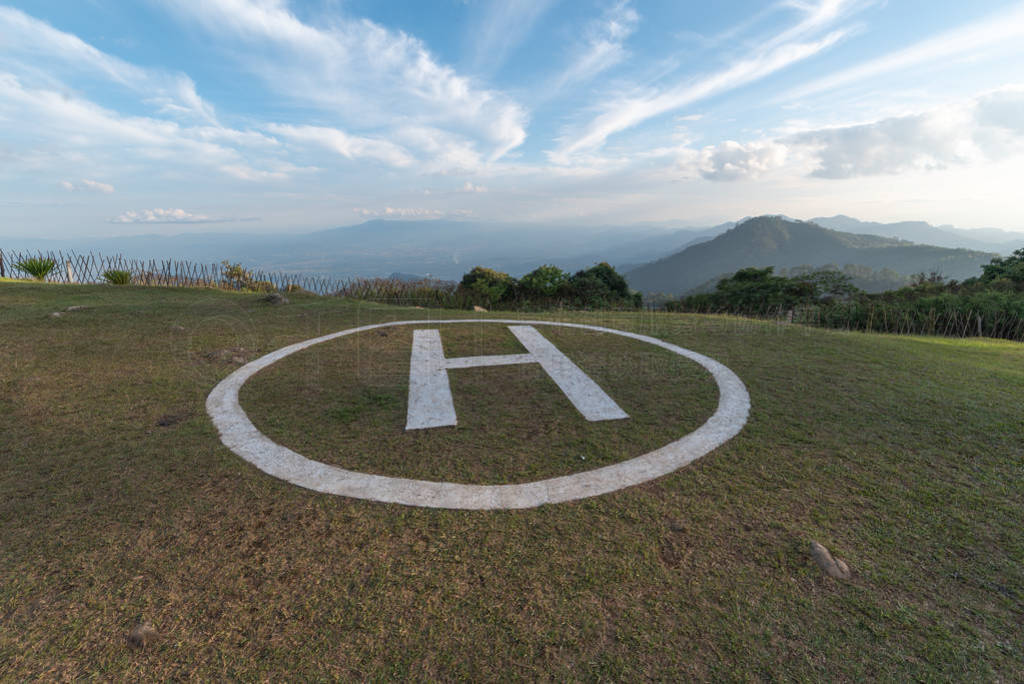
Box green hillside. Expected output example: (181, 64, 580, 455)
(626, 215, 998, 295)
(1, 283, 1021, 679)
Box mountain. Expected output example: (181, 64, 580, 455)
(625, 216, 999, 295)
(811, 215, 1024, 254)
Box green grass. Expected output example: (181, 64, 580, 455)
(1, 282, 1021, 680)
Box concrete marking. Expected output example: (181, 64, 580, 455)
(405, 325, 627, 430)
(206, 319, 750, 510)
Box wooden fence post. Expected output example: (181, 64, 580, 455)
(0, 249, 4, 278)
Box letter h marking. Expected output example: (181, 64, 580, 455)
(405, 325, 629, 430)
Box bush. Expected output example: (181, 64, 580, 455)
(519, 264, 569, 298)
(15, 256, 55, 281)
(459, 266, 514, 306)
(565, 262, 640, 309)
(102, 269, 132, 285)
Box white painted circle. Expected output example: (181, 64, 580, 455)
(206, 320, 750, 510)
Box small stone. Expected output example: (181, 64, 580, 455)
(49, 312, 62, 318)
(231, 355, 247, 365)
(65, 305, 88, 312)
(810, 540, 851, 580)
(259, 292, 289, 305)
(170, 325, 186, 332)
(473, 305, 488, 312)
(127, 621, 158, 648)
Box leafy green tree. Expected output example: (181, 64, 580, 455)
(566, 262, 639, 308)
(979, 248, 1024, 286)
(519, 264, 568, 297)
(459, 266, 514, 304)
(791, 269, 861, 299)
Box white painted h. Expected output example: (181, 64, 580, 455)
(405, 325, 629, 430)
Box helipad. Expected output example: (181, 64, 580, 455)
(206, 319, 750, 509)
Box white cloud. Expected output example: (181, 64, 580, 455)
(161, 0, 528, 161)
(460, 181, 488, 193)
(466, 0, 557, 76)
(550, 1, 639, 92)
(690, 86, 1024, 181)
(0, 73, 291, 182)
(61, 178, 115, 193)
(550, 0, 858, 163)
(0, 7, 217, 123)
(266, 124, 415, 168)
(696, 140, 791, 181)
(783, 2, 1024, 101)
(111, 208, 216, 224)
(353, 207, 443, 218)
(791, 88, 1024, 178)
(551, 29, 845, 163)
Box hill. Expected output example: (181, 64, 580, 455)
(1, 282, 1021, 679)
(625, 216, 998, 295)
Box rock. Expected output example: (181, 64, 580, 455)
(170, 325, 186, 333)
(473, 305, 488, 312)
(49, 312, 62, 318)
(127, 621, 158, 648)
(259, 292, 289, 305)
(65, 305, 88, 312)
(810, 540, 851, 579)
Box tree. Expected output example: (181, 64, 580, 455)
(459, 266, 514, 304)
(519, 264, 568, 297)
(980, 248, 1024, 285)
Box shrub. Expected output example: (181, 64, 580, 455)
(520, 264, 569, 298)
(102, 269, 132, 285)
(565, 263, 640, 309)
(15, 256, 55, 281)
(459, 266, 514, 305)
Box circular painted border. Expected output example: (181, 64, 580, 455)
(206, 319, 750, 510)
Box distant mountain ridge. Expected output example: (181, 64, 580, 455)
(625, 216, 999, 295)
(2, 213, 1018, 282)
(811, 215, 1024, 253)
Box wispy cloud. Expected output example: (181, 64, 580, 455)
(0, 7, 217, 123)
(0, 73, 291, 182)
(161, 0, 528, 162)
(111, 208, 221, 224)
(60, 178, 115, 193)
(782, 2, 1024, 101)
(266, 124, 415, 168)
(466, 0, 557, 77)
(551, 24, 846, 163)
(549, 1, 640, 93)
(354, 207, 442, 218)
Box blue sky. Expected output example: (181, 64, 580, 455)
(2, 0, 1024, 238)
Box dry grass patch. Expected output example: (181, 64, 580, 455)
(0, 283, 1021, 680)
(241, 323, 717, 483)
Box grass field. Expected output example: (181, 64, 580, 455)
(1, 282, 1021, 680)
